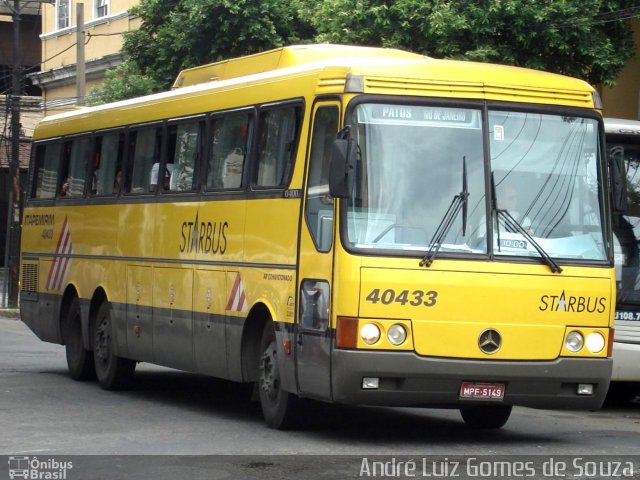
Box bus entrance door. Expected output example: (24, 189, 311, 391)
(295, 102, 340, 401)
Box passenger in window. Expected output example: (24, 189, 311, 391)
(222, 147, 244, 188)
(150, 162, 173, 191)
(113, 170, 122, 194)
(257, 124, 276, 185)
(499, 185, 532, 233)
(61, 178, 70, 196)
(149, 163, 160, 191)
(91, 152, 101, 194)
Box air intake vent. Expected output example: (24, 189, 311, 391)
(21, 263, 38, 293)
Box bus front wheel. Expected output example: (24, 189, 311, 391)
(459, 405, 512, 429)
(62, 297, 95, 381)
(92, 302, 136, 390)
(258, 322, 299, 429)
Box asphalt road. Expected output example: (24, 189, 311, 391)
(1, 315, 638, 479)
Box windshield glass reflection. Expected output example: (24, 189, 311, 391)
(344, 103, 607, 263)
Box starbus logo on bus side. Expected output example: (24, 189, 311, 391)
(179, 210, 228, 255)
(539, 290, 607, 314)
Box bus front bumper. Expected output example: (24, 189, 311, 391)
(331, 349, 611, 410)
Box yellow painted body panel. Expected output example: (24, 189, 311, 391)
(332, 245, 614, 360)
(20, 198, 297, 325)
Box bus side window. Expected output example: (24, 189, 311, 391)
(92, 132, 124, 196)
(166, 120, 202, 192)
(59, 136, 90, 197)
(305, 106, 339, 252)
(125, 126, 162, 193)
(31, 142, 61, 199)
(206, 112, 251, 190)
(254, 105, 301, 188)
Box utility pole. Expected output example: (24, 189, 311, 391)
(2, 0, 22, 308)
(2, 0, 53, 307)
(76, 2, 85, 105)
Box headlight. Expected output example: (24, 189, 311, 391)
(586, 332, 605, 353)
(565, 331, 584, 352)
(387, 324, 407, 346)
(360, 323, 381, 345)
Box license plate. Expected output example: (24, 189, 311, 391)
(459, 382, 505, 401)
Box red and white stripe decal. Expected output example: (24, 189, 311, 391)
(226, 273, 248, 312)
(46, 217, 72, 291)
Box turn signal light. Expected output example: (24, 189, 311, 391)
(336, 316, 358, 348)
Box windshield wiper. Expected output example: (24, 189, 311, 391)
(420, 157, 469, 267)
(491, 174, 563, 274)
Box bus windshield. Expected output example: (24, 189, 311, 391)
(345, 103, 607, 263)
(611, 134, 640, 306)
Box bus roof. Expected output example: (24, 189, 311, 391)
(172, 44, 426, 88)
(33, 44, 598, 140)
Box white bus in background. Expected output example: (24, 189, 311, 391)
(606, 117, 640, 401)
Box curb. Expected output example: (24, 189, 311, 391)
(0, 309, 20, 319)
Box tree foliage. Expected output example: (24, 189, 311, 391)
(304, 0, 637, 87)
(100, 0, 636, 102)
(122, 0, 313, 90)
(88, 61, 158, 106)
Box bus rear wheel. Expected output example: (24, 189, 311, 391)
(460, 405, 512, 429)
(62, 298, 95, 381)
(258, 322, 299, 429)
(92, 302, 135, 390)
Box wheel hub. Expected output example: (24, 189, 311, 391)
(259, 343, 279, 401)
(95, 319, 111, 362)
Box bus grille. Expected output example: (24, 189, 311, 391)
(21, 263, 38, 293)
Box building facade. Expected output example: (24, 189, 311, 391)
(29, 0, 141, 112)
(601, 17, 640, 120)
(1, 2, 43, 279)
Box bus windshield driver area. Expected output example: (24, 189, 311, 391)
(345, 104, 606, 266)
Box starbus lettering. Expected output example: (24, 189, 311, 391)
(180, 211, 228, 255)
(539, 290, 607, 313)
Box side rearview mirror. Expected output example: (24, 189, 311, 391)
(610, 146, 628, 213)
(329, 126, 357, 198)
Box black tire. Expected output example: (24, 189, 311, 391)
(62, 297, 95, 381)
(92, 301, 136, 390)
(258, 322, 299, 429)
(460, 405, 512, 429)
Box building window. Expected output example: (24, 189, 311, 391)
(57, 0, 71, 29)
(95, 0, 109, 18)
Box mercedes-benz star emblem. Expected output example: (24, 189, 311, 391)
(478, 329, 502, 354)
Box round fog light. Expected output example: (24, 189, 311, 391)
(360, 323, 381, 345)
(586, 332, 605, 353)
(387, 324, 407, 346)
(565, 331, 584, 352)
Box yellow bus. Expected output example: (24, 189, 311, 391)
(20, 44, 616, 430)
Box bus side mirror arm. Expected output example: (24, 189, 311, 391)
(610, 146, 628, 213)
(329, 126, 357, 198)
